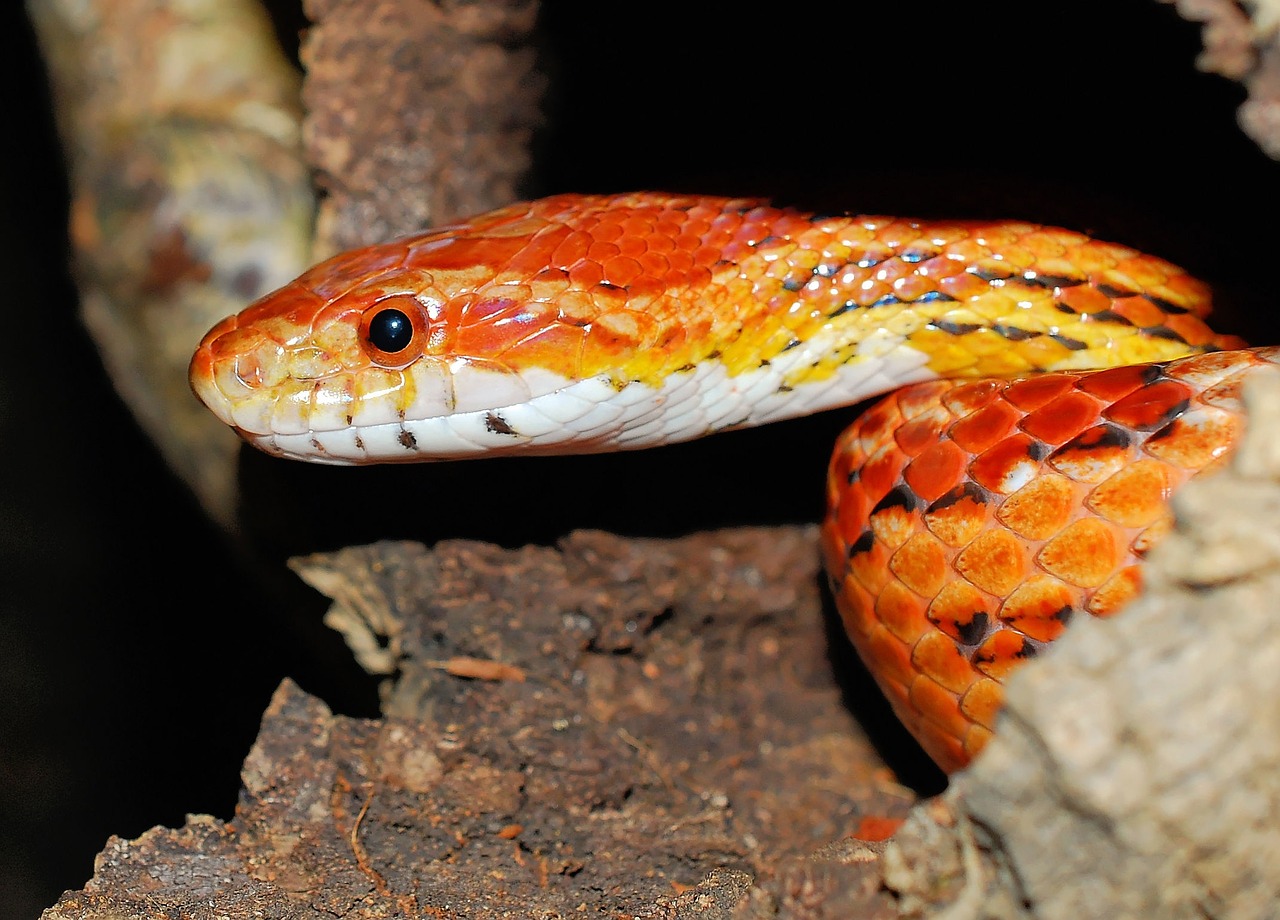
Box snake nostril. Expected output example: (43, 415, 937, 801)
(233, 353, 266, 388)
(207, 328, 288, 395)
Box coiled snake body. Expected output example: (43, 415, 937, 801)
(190, 191, 1266, 772)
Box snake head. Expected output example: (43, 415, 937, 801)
(188, 193, 732, 464)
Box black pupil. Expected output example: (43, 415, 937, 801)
(368, 308, 413, 353)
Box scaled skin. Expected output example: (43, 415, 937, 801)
(823, 347, 1277, 770)
(190, 192, 1231, 452)
(190, 191, 1251, 771)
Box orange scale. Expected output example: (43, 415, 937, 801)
(846, 533, 893, 595)
(927, 580, 997, 646)
(1086, 460, 1171, 528)
(907, 676, 971, 748)
(1132, 512, 1174, 557)
(654, 219, 685, 239)
(894, 412, 950, 457)
(911, 630, 981, 694)
(1054, 284, 1113, 315)
(666, 249, 696, 275)
(895, 380, 962, 420)
(1037, 518, 1119, 588)
(942, 378, 1003, 416)
(888, 532, 947, 598)
(1077, 363, 1158, 402)
(615, 235, 649, 259)
(1108, 295, 1169, 328)
(1198, 374, 1248, 413)
(948, 400, 1021, 453)
(959, 678, 1005, 731)
(1004, 374, 1075, 410)
(826, 438, 860, 490)
(862, 625, 918, 689)
(819, 523, 847, 586)
(996, 473, 1077, 540)
(586, 240, 620, 263)
(998, 575, 1077, 642)
(1018, 391, 1101, 445)
(550, 229, 593, 268)
(1087, 566, 1144, 617)
(313, 239, 409, 284)
(1111, 254, 1171, 288)
(904, 441, 969, 504)
(893, 273, 939, 301)
(1161, 272, 1213, 309)
(1047, 424, 1133, 484)
(587, 219, 624, 243)
(924, 484, 991, 547)
(1144, 409, 1238, 469)
(627, 220, 664, 246)
(587, 281, 630, 313)
(507, 234, 573, 276)
(854, 279, 894, 306)
(691, 244, 726, 268)
(1104, 379, 1193, 431)
(830, 484, 871, 543)
(1166, 311, 1234, 347)
(674, 233, 705, 252)
(464, 291, 531, 324)
(499, 323, 586, 378)
(685, 265, 714, 292)
(858, 446, 909, 501)
(875, 581, 931, 645)
(939, 270, 1004, 301)
(919, 726, 969, 776)
(681, 214, 713, 235)
(972, 629, 1039, 681)
(962, 725, 995, 764)
(955, 529, 1028, 597)
(858, 394, 909, 437)
(636, 251, 671, 280)
(871, 257, 917, 285)
(1164, 349, 1255, 387)
(567, 259, 605, 288)
(968, 433, 1044, 494)
(835, 577, 879, 639)
(242, 284, 324, 325)
(939, 236, 990, 261)
(600, 256, 645, 288)
(915, 254, 961, 279)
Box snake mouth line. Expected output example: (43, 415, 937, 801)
(220, 349, 939, 463)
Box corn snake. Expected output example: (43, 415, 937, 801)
(189, 191, 1266, 772)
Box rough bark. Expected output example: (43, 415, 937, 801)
(43, 527, 913, 918)
(882, 369, 1280, 919)
(300, 0, 543, 255)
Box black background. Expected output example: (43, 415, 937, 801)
(3, 1, 1277, 915)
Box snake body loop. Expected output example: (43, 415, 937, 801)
(190, 192, 1259, 771)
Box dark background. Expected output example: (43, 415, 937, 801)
(3, 1, 1276, 915)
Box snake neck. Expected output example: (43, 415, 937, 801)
(603, 201, 1230, 398)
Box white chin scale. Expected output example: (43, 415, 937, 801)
(253, 345, 937, 465)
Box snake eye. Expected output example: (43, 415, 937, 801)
(368, 308, 413, 353)
(359, 295, 429, 368)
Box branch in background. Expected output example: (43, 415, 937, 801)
(300, 0, 544, 255)
(1162, 0, 1280, 158)
(26, 0, 315, 529)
